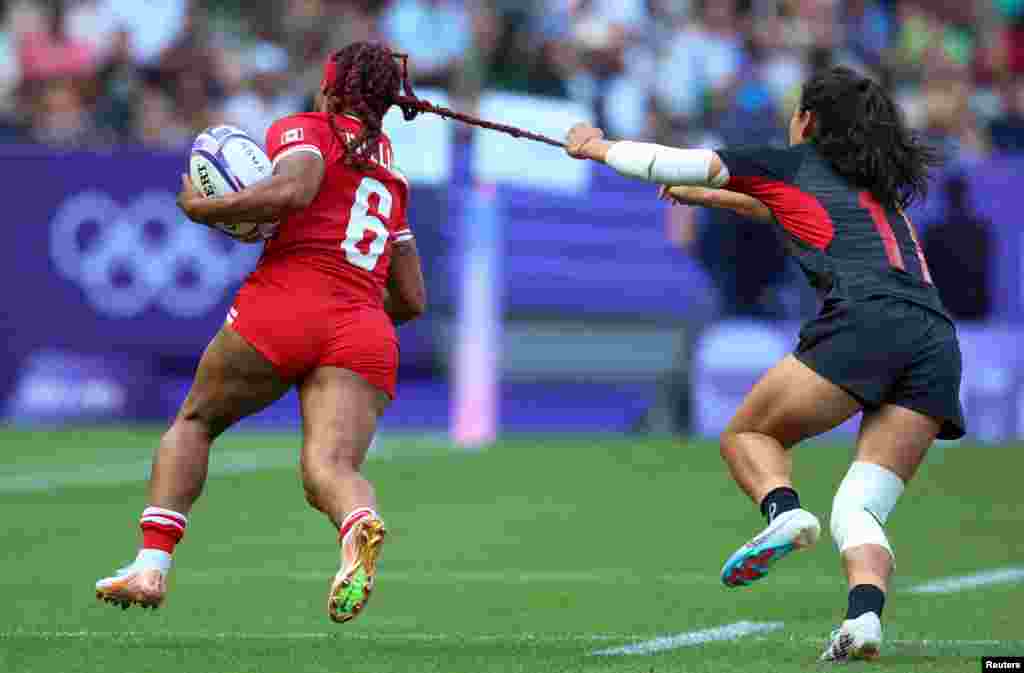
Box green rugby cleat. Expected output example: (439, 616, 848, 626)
(328, 513, 386, 623)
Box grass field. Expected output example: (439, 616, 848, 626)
(0, 428, 1021, 673)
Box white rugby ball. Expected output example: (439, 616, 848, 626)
(189, 125, 275, 239)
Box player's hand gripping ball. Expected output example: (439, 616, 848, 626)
(183, 125, 276, 241)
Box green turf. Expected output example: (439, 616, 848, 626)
(0, 428, 1021, 672)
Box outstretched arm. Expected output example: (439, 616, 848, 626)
(177, 152, 326, 229)
(659, 185, 774, 225)
(564, 123, 729, 188)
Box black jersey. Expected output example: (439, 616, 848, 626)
(716, 143, 949, 320)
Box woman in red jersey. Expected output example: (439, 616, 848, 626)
(96, 43, 427, 624)
(565, 67, 963, 662)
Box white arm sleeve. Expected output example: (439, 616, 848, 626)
(605, 141, 730, 188)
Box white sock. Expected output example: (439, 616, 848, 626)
(134, 548, 172, 575)
(340, 507, 380, 545)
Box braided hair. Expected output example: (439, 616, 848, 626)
(322, 42, 563, 170)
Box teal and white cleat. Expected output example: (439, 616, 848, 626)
(720, 509, 821, 587)
(820, 612, 883, 662)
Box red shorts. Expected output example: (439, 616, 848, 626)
(228, 282, 399, 398)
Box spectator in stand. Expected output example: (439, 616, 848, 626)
(891, 1, 938, 80)
(841, 0, 890, 70)
(653, 0, 742, 143)
(28, 77, 105, 147)
(60, 0, 189, 69)
(527, 4, 577, 99)
(922, 174, 993, 321)
(571, 0, 652, 137)
(921, 64, 988, 162)
(1, 1, 22, 122)
(989, 74, 1024, 152)
(328, 0, 388, 46)
(155, 0, 226, 134)
(383, 0, 470, 90)
(486, 7, 535, 94)
(755, 8, 807, 116)
(17, 0, 96, 82)
(452, 2, 501, 100)
(92, 27, 138, 140)
(65, 0, 120, 62)
(457, 3, 576, 100)
(103, 0, 187, 67)
(133, 82, 190, 149)
(222, 42, 300, 142)
(281, 0, 390, 116)
(699, 45, 793, 319)
(1004, 7, 1024, 74)
(647, 0, 691, 44)
(282, 0, 336, 109)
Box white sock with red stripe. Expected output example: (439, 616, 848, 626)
(338, 507, 379, 546)
(136, 506, 188, 574)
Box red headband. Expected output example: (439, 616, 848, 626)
(321, 56, 338, 91)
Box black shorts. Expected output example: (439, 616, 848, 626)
(795, 296, 965, 440)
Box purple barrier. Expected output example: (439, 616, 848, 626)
(0, 148, 441, 422)
(694, 321, 1021, 442)
(908, 157, 1024, 321)
(970, 158, 1024, 321)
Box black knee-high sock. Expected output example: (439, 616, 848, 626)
(759, 487, 800, 523)
(847, 584, 886, 620)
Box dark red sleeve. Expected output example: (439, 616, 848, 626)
(717, 145, 834, 250)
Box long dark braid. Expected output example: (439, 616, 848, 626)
(323, 42, 564, 170)
(390, 53, 565, 147)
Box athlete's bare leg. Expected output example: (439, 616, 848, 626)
(97, 326, 291, 609)
(149, 326, 292, 514)
(844, 404, 939, 591)
(819, 404, 939, 662)
(298, 366, 389, 526)
(299, 366, 390, 623)
(718, 355, 862, 587)
(721, 355, 861, 503)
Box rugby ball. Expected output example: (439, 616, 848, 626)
(189, 125, 275, 238)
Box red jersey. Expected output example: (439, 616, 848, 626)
(252, 112, 412, 307)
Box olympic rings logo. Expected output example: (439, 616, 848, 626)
(49, 191, 260, 318)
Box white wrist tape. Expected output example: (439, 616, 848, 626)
(605, 141, 729, 187)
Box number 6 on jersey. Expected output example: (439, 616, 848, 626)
(342, 177, 392, 271)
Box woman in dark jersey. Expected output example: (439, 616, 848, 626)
(565, 66, 963, 662)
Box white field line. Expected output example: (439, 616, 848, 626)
(590, 621, 784, 656)
(0, 450, 290, 493)
(4, 630, 1020, 651)
(0, 436, 458, 494)
(907, 567, 1024, 594)
(761, 635, 1024, 647)
(0, 630, 632, 644)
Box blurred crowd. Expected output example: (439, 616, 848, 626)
(1, 0, 1023, 158)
